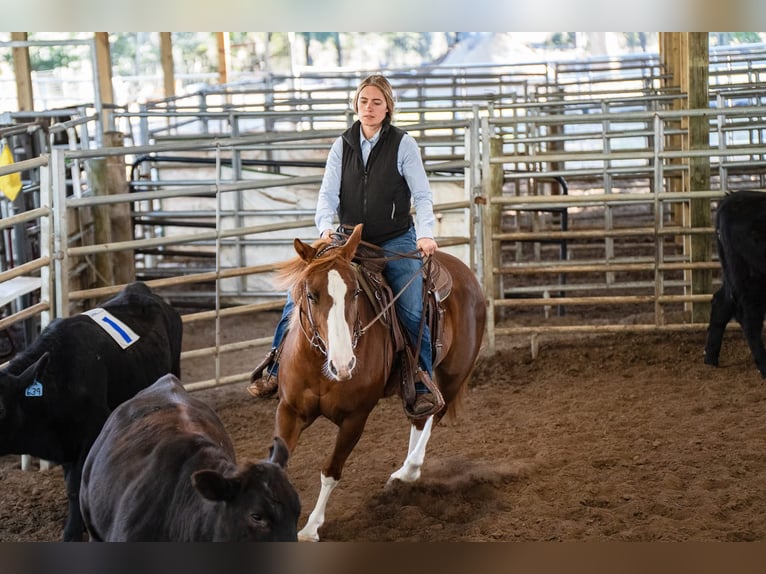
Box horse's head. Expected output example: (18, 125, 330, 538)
(287, 224, 364, 381)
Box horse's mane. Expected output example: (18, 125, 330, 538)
(276, 238, 353, 296)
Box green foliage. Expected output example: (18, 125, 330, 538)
(710, 32, 766, 46)
(547, 33, 576, 49)
(25, 33, 90, 72)
(110, 33, 161, 76)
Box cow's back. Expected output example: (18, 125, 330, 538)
(716, 190, 766, 296)
(97, 284, 183, 406)
(0, 281, 182, 461)
(80, 374, 300, 542)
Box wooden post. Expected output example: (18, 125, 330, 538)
(11, 32, 33, 111)
(159, 32, 175, 99)
(94, 32, 115, 132)
(686, 33, 712, 323)
(480, 117, 496, 352)
(489, 136, 504, 319)
(660, 33, 713, 323)
(89, 132, 135, 287)
(105, 131, 135, 284)
(216, 32, 230, 85)
(659, 33, 685, 223)
(89, 158, 115, 287)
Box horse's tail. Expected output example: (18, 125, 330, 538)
(439, 371, 471, 423)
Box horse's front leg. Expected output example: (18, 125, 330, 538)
(275, 398, 307, 454)
(299, 413, 370, 542)
(387, 415, 434, 486)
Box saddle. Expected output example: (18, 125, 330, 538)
(352, 245, 452, 415)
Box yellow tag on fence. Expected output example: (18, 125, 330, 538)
(0, 144, 22, 202)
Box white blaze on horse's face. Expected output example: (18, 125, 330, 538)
(324, 269, 357, 380)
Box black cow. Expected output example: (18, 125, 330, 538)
(704, 190, 766, 377)
(80, 374, 300, 541)
(0, 281, 183, 541)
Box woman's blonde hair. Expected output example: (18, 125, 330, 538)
(352, 74, 396, 121)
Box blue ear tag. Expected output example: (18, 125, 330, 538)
(25, 379, 43, 397)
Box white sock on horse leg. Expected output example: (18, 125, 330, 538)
(298, 472, 338, 542)
(388, 416, 434, 484)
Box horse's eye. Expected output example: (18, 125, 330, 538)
(307, 291, 318, 303)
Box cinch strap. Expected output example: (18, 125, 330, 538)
(82, 307, 140, 349)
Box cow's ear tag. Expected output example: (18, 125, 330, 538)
(25, 379, 43, 397)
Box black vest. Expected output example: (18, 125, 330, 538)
(338, 120, 413, 245)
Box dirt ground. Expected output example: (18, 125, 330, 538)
(1, 311, 765, 542)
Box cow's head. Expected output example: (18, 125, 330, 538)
(191, 437, 300, 541)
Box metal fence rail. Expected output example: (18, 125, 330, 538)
(38, 117, 477, 390)
(6, 51, 766, 390)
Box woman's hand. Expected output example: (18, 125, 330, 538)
(417, 237, 438, 256)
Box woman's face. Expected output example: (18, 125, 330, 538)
(356, 85, 388, 133)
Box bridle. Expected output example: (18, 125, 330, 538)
(296, 244, 363, 357)
(295, 238, 430, 357)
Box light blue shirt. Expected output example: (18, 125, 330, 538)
(315, 125, 435, 240)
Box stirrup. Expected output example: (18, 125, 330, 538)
(404, 370, 444, 421)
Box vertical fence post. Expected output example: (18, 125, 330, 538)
(653, 113, 665, 327)
(105, 131, 135, 285)
(687, 34, 712, 324)
(38, 155, 52, 327)
(480, 116, 497, 353)
(468, 106, 481, 274)
(489, 135, 504, 308)
(89, 153, 115, 287)
(50, 148, 69, 317)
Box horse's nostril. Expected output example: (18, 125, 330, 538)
(349, 357, 357, 372)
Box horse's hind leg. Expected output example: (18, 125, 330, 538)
(386, 415, 434, 486)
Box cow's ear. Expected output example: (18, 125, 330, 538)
(268, 436, 290, 468)
(14, 351, 49, 390)
(192, 469, 235, 502)
(34, 352, 50, 378)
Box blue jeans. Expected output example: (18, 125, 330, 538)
(268, 292, 293, 377)
(380, 227, 433, 379)
(269, 227, 433, 382)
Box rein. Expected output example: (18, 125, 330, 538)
(356, 255, 428, 336)
(295, 236, 430, 353)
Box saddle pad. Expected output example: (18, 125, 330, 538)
(82, 307, 140, 349)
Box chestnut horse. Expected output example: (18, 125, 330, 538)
(273, 224, 486, 541)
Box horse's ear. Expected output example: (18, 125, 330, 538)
(340, 224, 363, 260)
(294, 237, 317, 262)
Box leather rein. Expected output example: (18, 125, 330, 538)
(296, 238, 429, 357)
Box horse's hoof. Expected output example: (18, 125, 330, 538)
(298, 531, 320, 542)
(387, 468, 420, 486)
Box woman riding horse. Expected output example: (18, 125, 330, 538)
(265, 223, 486, 541)
(248, 73, 440, 417)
